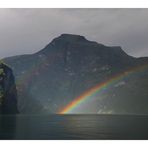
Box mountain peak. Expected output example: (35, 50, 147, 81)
(59, 34, 87, 41)
(53, 34, 89, 43)
(38, 34, 129, 57)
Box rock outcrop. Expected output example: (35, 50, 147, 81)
(0, 61, 18, 114)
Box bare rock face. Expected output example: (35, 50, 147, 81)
(3, 34, 148, 114)
(0, 62, 18, 114)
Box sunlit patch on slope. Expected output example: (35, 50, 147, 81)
(114, 81, 126, 87)
(97, 109, 114, 114)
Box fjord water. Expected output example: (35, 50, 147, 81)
(0, 115, 148, 140)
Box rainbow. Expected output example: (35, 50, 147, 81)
(59, 64, 148, 114)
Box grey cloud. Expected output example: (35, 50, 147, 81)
(0, 8, 148, 58)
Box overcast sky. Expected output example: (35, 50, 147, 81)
(0, 8, 148, 58)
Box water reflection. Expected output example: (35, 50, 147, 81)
(0, 115, 16, 139)
(0, 115, 148, 140)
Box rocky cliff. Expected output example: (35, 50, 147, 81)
(0, 61, 18, 114)
(3, 34, 148, 114)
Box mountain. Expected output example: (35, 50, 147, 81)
(3, 34, 148, 114)
(0, 62, 18, 114)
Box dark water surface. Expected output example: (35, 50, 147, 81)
(0, 115, 148, 140)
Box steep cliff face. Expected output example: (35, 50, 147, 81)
(0, 62, 18, 114)
(3, 34, 148, 114)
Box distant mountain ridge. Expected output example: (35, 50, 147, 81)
(3, 34, 148, 114)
